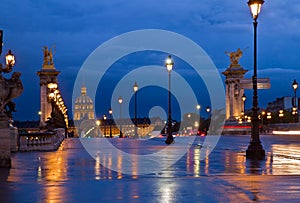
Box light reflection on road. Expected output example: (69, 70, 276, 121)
(1, 135, 300, 202)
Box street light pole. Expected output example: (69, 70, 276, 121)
(109, 108, 113, 138)
(242, 94, 246, 122)
(96, 120, 101, 137)
(196, 104, 201, 134)
(279, 110, 284, 123)
(118, 96, 123, 138)
(292, 79, 298, 122)
(206, 106, 211, 118)
(246, 0, 265, 159)
(103, 114, 107, 137)
(133, 82, 138, 138)
(261, 110, 265, 125)
(165, 55, 174, 144)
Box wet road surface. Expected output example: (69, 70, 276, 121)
(1, 135, 300, 202)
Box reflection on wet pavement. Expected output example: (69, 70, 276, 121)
(0, 135, 300, 202)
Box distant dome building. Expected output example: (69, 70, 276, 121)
(72, 86, 97, 137)
(74, 86, 95, 120)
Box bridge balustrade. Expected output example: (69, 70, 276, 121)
(19, 129, 65, 151)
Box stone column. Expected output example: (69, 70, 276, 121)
(37, 65, 60, 128)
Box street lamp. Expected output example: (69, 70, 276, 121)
(292, 79, 298, 122)
(0, 30, 21, 168)
(266, 112, 271, 123)
(261, 110, 265, 125)
(47, 81, 58, 128)
(133, 82, 138, 138)
(109, 108, 113, 138)
(205, 106, 211, 135)
(103, 114, 107, 137)
(118, 96, 123, 138)
(246, 0, 265, 159)
(292, 107, 298, 122)
(0, 49, 15, 74)
(206, 106, 211, 117)
(279, 110, 284, 123)
(96, 120, 101, 137)
(196, 104, 201, 134)
(266, 112, 271, 133)
(165, 55, 174, 145)
(242, 94, 246, 121)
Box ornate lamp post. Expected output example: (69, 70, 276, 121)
(292, 79, 298, 122)
(47, 82, 68, 131)
(292, 79, 298, 101)
(103, 114, 107, 137)
(246, 0, 265, 159)
(109, 108, 113, 138)
(165, 55, 174, 144)
(242, 94, 246, 121)
(118, 96, 123, 138)
(0, 30, 23, 168)
(133, 82, 138, 138)
(47, 82, 58, 129)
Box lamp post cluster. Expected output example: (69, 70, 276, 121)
(246, 0, 265, 159)
(100, 106, 120, 138)
(93, 55, 175, 143)
(100, 96, 123, 138)
(47, 82, 68, 129)
(99, 84, 134, 139)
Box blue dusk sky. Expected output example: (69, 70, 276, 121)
(1, 0, 300, 121)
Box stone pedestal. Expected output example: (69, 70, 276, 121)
(37, 65, 60, 128)
(0, 116, 11, 167)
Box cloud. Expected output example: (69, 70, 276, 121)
(2, 0, 300, 120)
(259, 68, 300, 75)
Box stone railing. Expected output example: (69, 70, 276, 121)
(19, 128, 65, 151)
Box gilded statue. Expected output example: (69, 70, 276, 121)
(225, 48, 243, 67)
(43, 46, 55, 66)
